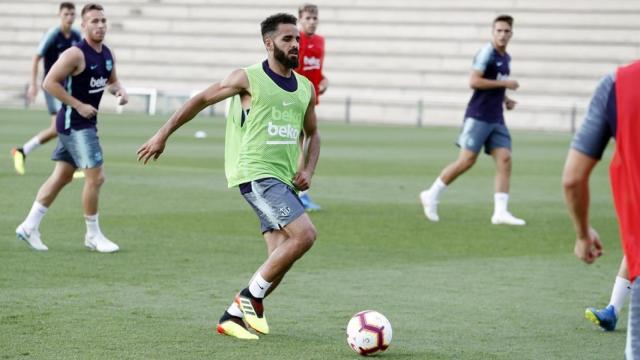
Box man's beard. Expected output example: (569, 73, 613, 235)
(274, 44, 299, 69)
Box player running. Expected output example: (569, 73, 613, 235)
(12, 2, 81, 175)
(420, 15, 525, 225)
(15, 3, 128, 252)
(137, 13, 320, 340)
(294, 3, 327, 211)
(563, 61, 640, 357)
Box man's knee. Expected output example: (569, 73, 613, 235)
(296, 224, 317, 252)
(85, 170, 105, 187)
(457, 155, 477, 171)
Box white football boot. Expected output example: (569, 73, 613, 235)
(85, 233, 120, 253)
(419, 190, 440, 222)
(491, 212, 526, 226)
(16, 224, 48, 251)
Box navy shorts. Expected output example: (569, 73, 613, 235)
(52, 128, 103, 169)
(241, 178, 305, 234)
(44, 90, 61, 115)
(456, 117, 512, 155)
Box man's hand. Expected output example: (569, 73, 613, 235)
(505, 79, 519, 90)
(115, 88, 128, 106)
(137, 133, 167, 164)
(27, 83, 38, 103)
(574, 227, 603, 264)
(75, 103, 98, 118)
(505, 98, 517, 110)
(293, 170, 312, 191)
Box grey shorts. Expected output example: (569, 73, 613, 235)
(456, 117, 512, 155)
(52, 128, 103, 169)
(241, 178, 305, 234)
(44, 90, 61, 115)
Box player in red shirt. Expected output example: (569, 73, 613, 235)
(295, 3, 327, 211)
(564, 61, 640, 356)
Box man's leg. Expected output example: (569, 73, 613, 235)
(16, 161, 75, 250)
(11, 115, 57, 175)
(586, 257, 630, 331)
(420, 149, 478, 222)
(489, 147, 525, 225)
(82, 166, 118, 253)
(626, 278, 640, 359)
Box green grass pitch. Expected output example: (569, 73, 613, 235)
(0, 108, 625, 359)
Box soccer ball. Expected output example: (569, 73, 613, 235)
(346, 310, 392, 356)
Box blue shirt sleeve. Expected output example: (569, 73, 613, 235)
(471, 43, 493, 73)
(570, 73, 615, 160)
(36, 27, 59, 56)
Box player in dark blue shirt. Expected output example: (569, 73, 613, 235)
(563, 73, 629, 332)
(420, 15, 525, 226)
(11, 2, 82, 175)
(15, 3, 128, 253)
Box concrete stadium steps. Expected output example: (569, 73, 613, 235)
(1, 0, 637, 129)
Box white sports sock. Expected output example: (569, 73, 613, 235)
(227, 301, 244, 318)
(299, 190, 308, 196)
(428, 177, 447, 201)
(494, 192, 509, 215)
(610, 276, 631, 315)
(85, 214, 102, 237)
(23, 201, 48, 229)
(22, 136, 42, 156)
(248, 272, 272, 299)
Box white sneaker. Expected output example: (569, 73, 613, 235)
(16, 224, 48, 251)
(85, 233, 120, 253)
(491, 212, 526, 226)
(419, 190, 439, 222)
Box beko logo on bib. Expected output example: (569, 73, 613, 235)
(267, 122, 299, 140)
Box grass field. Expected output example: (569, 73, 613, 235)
(0, 108, 625, 359)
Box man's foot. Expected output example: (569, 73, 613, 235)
(11, 147, 26, 175)
(85, 233, 120, 253)
(585, 305, 618, 331)
(419, 190, 439, 222)
(491, 212, 526, 226)
(16, 224, 48, 251)
(235, 290, 269, 334)
(216, 312, 259, 340)
(299, 193, 321, 212)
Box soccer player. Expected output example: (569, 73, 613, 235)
(294, 3, 327, 211)
(563, 61, 640, 357)
(12, 2, 82, 175)
(137, 13, 320, 340)
(420, 15, 525, 225)
(15, 3, 128, 252)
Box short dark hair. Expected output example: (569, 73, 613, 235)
(298, 3, 318, 17)
(493, 14, 513, 27)
(59, 2, 75, 12)
(81, 3, 103, 17)
(261, 13, 297, 39)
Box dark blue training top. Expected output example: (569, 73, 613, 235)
(571, 73, 618, 160)
(37, 26, 82, 75)
(262, 60, 298, 92)
(464, 42, 511, 124)
(56, 40, 113, 134)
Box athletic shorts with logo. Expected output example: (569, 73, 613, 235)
(456, 117, 512, 154)
(240, 177, 305, 234)
(51, 127, 103, 168)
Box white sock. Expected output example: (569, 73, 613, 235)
(22, 136, 41, 156)
(23, 201, 48, 229)
(494, 192, 509, 215)
(427, 177, 447, 201)
(85, 214, 101, 236)
(299, 190, 308, 196)
(248, 272, 272, 299)
(609, 276, 631, 316)
(227, 301, 244, 318)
